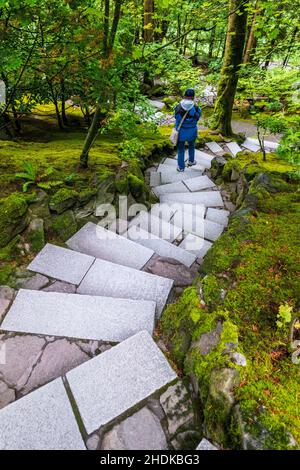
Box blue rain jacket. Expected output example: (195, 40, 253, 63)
(174, 103, 201, 142)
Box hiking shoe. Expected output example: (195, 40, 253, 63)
(177, 167, 185, 172)
(187, 161, 197, 166)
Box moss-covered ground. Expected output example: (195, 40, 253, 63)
(161, 156, 300, 449)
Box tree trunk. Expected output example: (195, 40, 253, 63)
(61, 78, 68, 126)
(54, 100, 64, 130)
(243, 7, 259, 64)
(109, 0, 122, 52)
(143, 0, 154, 43)
(79, 102, 104, 168)
(103, 0, 110, 57)
(208, 26, 216, 59)
(211, 0, 248, 136)
(282, 26, 298, 67)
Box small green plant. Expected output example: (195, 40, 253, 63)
(276, 303, 293, 329)
(255, 116, 287, 162)
(15, 162, 63, 192)
(120, 138, 145, 161)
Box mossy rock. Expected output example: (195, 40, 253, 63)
(128, 174, 149, 202)
(27, 218, 45, 253)
(78, 188, 97, 206)
(28, 190, 51, 220)
(0, 193, 29, 248)
(0, 235, 21, 262)
(0, 263, 14, 285)
(52, 210, 77, 241)
(49, 188, 78, 214)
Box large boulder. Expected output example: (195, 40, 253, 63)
(0, 194, 28, 248)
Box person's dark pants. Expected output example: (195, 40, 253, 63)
(177, 140, 195, 170)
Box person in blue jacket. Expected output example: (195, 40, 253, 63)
(174, 88, 201, 172)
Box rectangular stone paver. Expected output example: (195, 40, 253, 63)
(162, 157, 177, 166)
(153, 181, 189, 196)
(150, 171, 161, 187)
(2, 289, 156, 342)
(183, 175, 216, 192)
(77, 259, 173, 317)
(248, 137, 279, 150)
(150, 203, 177, 222)
(66, 222, 154, 270)
(0, 378, 85, 450)
(206, 208, 230, 227)
(160, 169, 204, 184)
(129, 210, 182, 242)
(160, 191, 224, 208)
(179, 233, 212, 258)
(242, 138, 260, 152)
(27, 243, 95, 285)
(226, 141, 242, 157)
(66, 331, 177, 435)
(203, 219, 224, 241)
(205, 142, 223, 154)
(125, 226, 197, 268)
(158, 163, 205, 174)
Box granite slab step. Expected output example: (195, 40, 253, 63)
(160, 191, 224, 208)
(183, 175, 216, 192)
(242, 138, 260, 152)
(162, 157, 177, 166)
(179, 233, 213, 258)
(172, 210, 224, 241)
(66, 222, 154, 270)
(157, 163, 205, 173)
(1, 289, 156, 342)
(153, 181, 189, 196)
(0, 379, 85, 450)
(125, 226, 197, 268)
(160, 168, 204, 184)
(66, 331, 177, 435)
(150, 203, 177, 222)
(206, 208, 230, 227)
(205, 141, 223, 154)
(128, 210, 182, 242)
(248, 137, 279, 150)
(226, 141, 243, 157)
(77, 259, 173, 317)
(27, 243, 95, 285)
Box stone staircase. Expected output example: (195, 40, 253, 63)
(0, 141, 238, 450)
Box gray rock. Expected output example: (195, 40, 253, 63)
(22, 273, 50, 290)
(101, 407, 168, 450)
(206, 208, 229, 227)
(0, 286, 15, 301)
(0, 381, 15, 409)
(0, 335, 45, 390)
(66, 331, 177, 435)
(2, 289, 155, 343)
(143, 255, 194, 287)
(86, 434, 100, 450)
(43, 281, 76, 293)
(27, 243, 95, 285)
(160, 191, 224, 208)
(230, 352, 247, 367)
(196, 438, 218, 450)
(21, 338, 90, 395)
(27, 218, 45, 253)
(195, 321, 223, 356)
(147, 398, 166, 422)
(0, 298, 10, 323)
(66, 222, 154, 270)
(160, 382, 194, 436)
(150, 172, 161, 187)
(0, 378, 86, 449)
(77, 258, 173, 318)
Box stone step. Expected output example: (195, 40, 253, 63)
(160, 168, 204, 184)
(128, 210, 182, 242)
(205, 141, 223, 154)
(150, 203, 177, 222)
(153, 181, 189, 196)
(194, 149, 216, 169)
(0, 378, 85, 450)
(2, 289, 156, 342)
(226, 141, 243, 157)
(179, 233, 213, 258)
(172, 210, 224, 241)
(242, 138, 260, 152)
(160, 191, 224, 208)
(66, 222, 154, 270)
(28, 243, 95, 285)
(183, 175, 216, 192)
(125, 226, 197, 268)
(77, 259, 173, 317)
(206, 208, 230, 227)
(248, 137, 279, 150)
(66, 331, 177, 435)
(158, 162, 206, 173)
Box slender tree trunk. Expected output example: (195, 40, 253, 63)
(211, 0, 248, 136)
(208, 26, 216, 59)
(79, 102, 104, 168)
(54, 100, 64, 130)
(61, 78, 68, 126)
(176, 14, 181, 49)
(143, 0, 154, 42)
(243, 8, 259, 64)
(282, 26, 298, 67)
(109, 0, 122, 52)
(103, 0, 110, 57)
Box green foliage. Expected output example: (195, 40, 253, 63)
(120, 138, 146, 161)
(277, 118, 300, 167)
(15, 162, 63, 192)
(277, 303, 293, 329)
